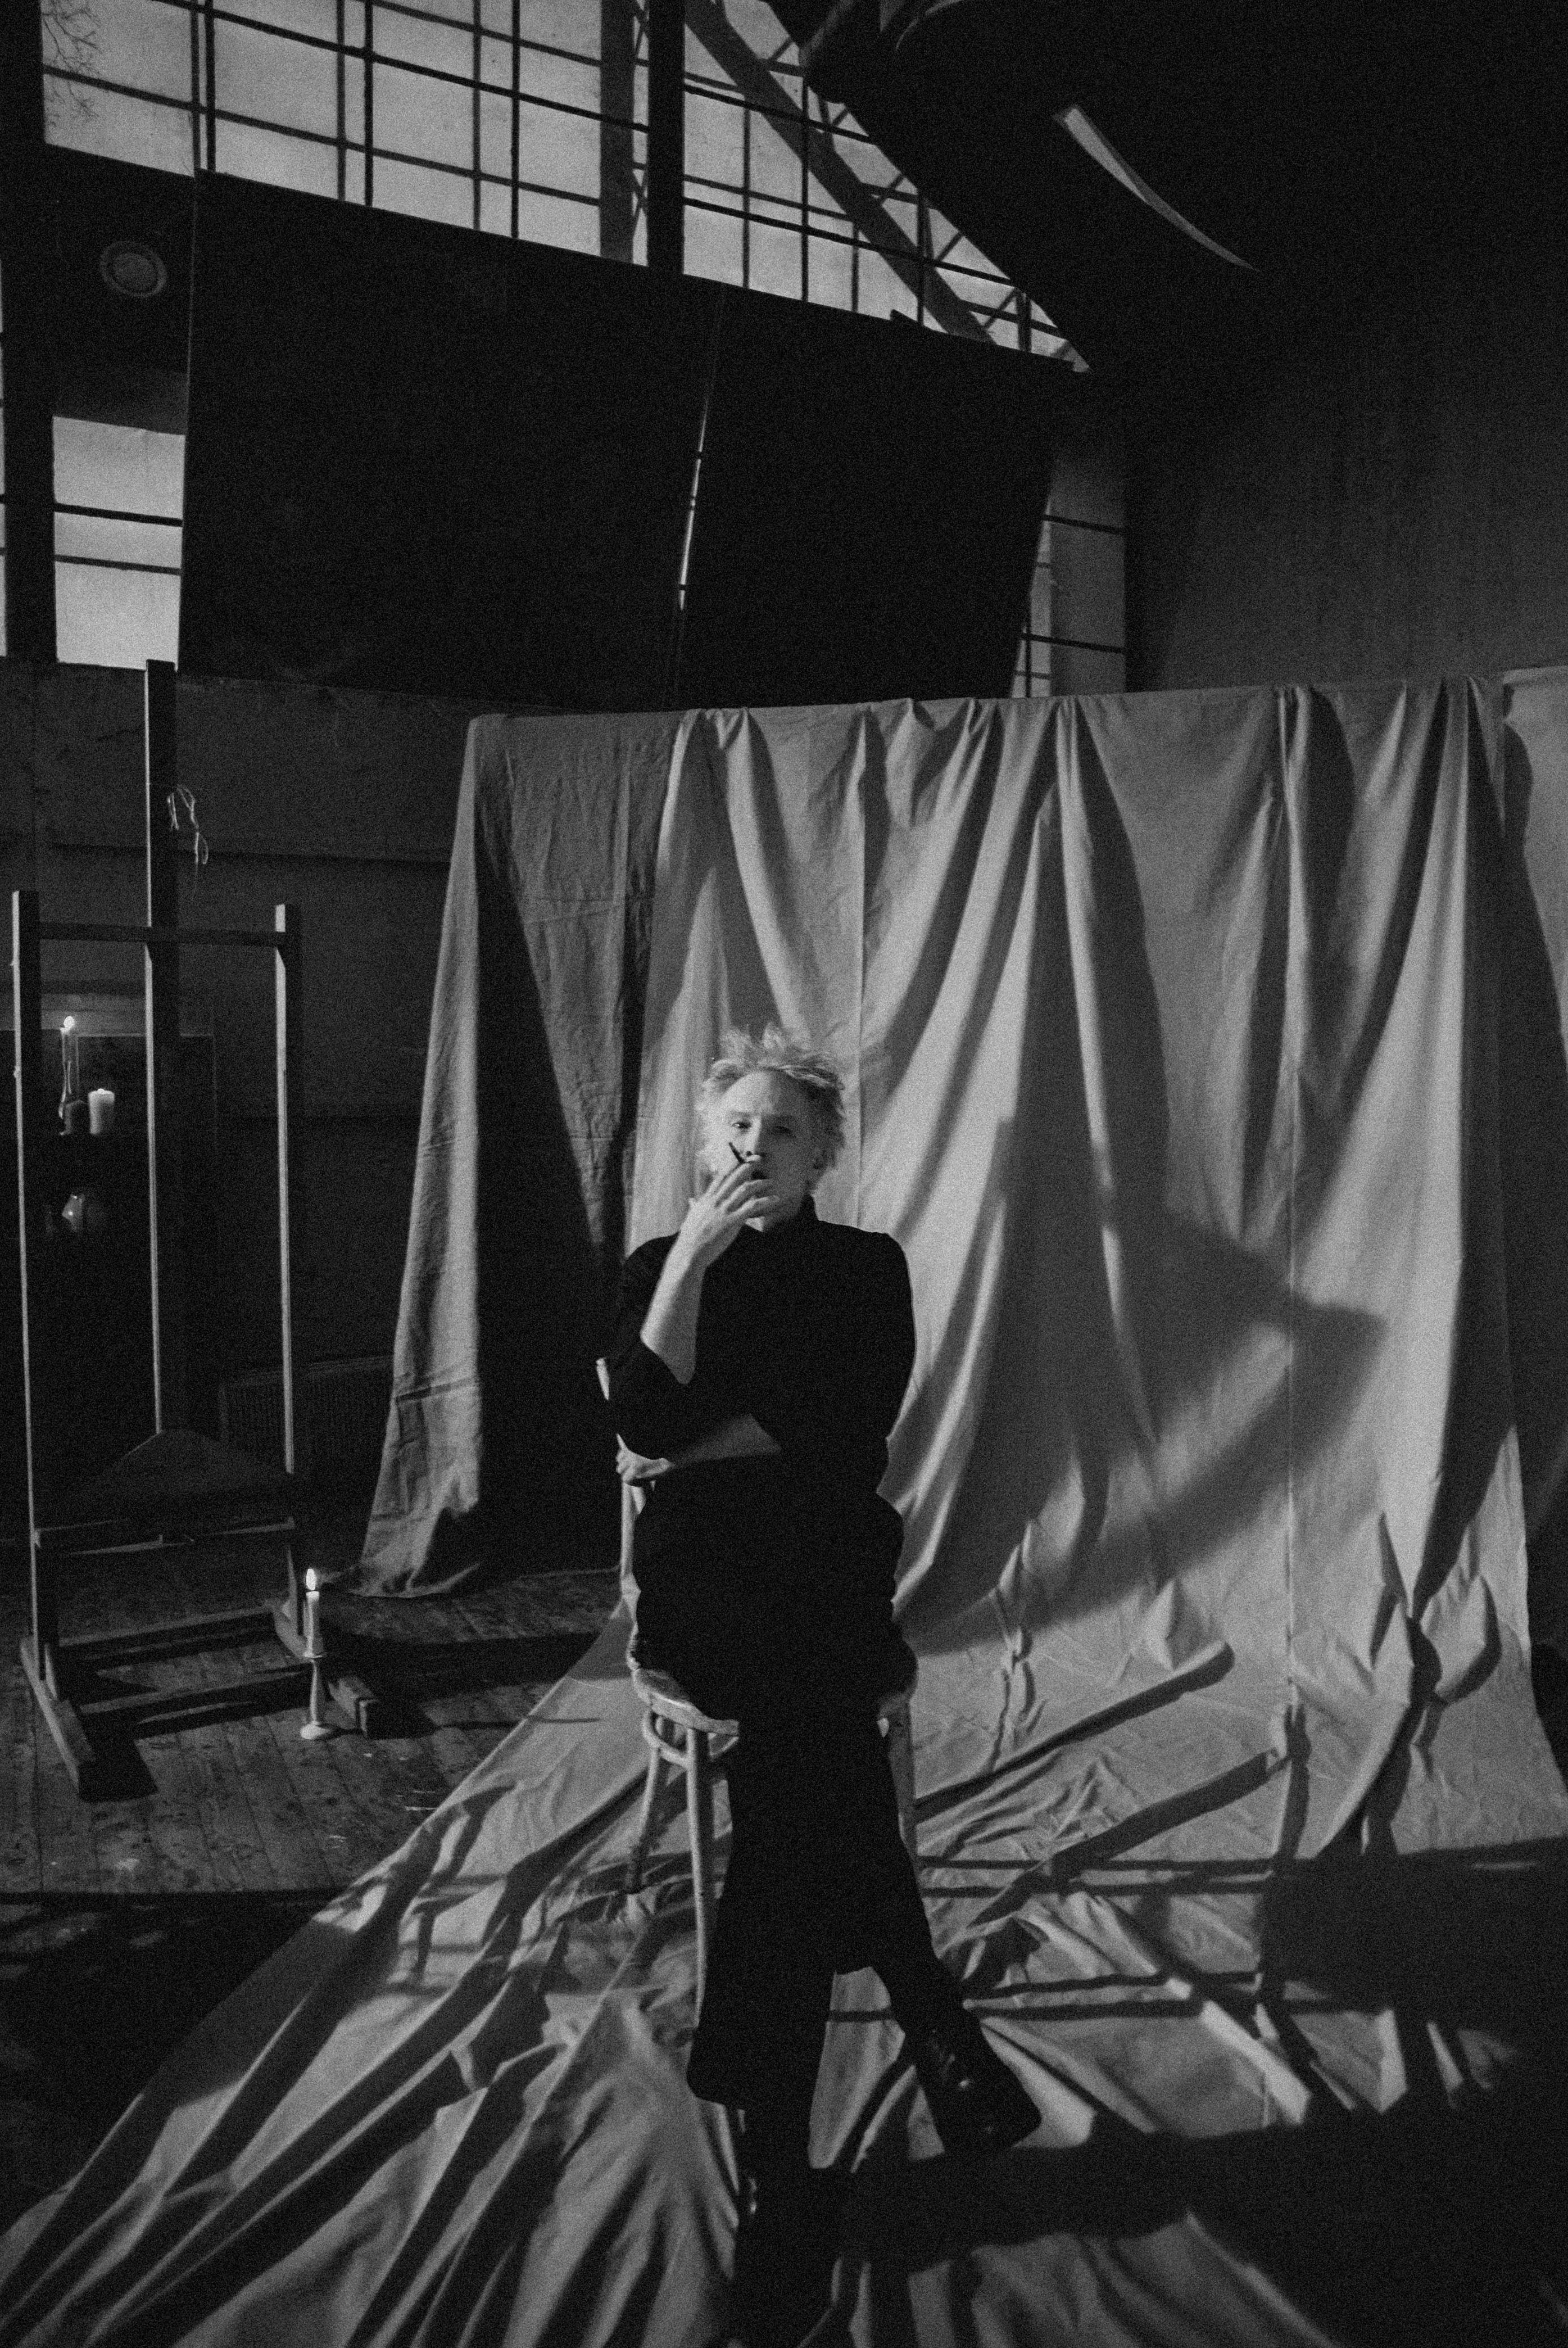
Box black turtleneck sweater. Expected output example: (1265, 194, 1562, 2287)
(605, 1198, 916, 1625)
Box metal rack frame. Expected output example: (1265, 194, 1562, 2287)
(10, 661, 376, 1796)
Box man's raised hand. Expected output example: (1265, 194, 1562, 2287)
(674, 1155, 773, 1269)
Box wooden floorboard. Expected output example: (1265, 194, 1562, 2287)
(0, 1512, 619, 2232)
(165, 1548, 324, 1897)
(1, 1664, 39, 1891)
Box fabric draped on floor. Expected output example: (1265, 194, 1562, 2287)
(6, 675, 1568, 2346)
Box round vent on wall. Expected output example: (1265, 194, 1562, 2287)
(99, 239, 169, 300)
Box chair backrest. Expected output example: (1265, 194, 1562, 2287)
(595, 1356, 640, 1578)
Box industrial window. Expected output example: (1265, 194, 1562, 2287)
(1014, 432, 1127, 698)
(53, 417, 183, 666)
(35, 0, 1121, 686)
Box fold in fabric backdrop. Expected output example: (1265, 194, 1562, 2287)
(7, 680, 1568, 2348)
(633, 682, 1563, 1851)
(360, 712, 674, 1592)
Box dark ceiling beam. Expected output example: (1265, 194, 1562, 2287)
(647, 0, 685, 274)
(769, 0, 1568, 381)
(599, 0, 641, 263)
(686, 0, 988, 341)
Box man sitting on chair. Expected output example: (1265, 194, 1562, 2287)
(604, 1024, 1038, 2347)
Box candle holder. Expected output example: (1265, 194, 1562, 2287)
(60, 1188, 108, 1239)
(59, 1016, 87, 1134)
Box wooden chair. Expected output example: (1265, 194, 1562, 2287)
(597, 1360, 919, 2002)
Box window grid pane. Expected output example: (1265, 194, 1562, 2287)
(40, 0, 1073, 351)
(1014, 512, 1128, 700)
(38, 0, 1112, 682)
(52, 422, 185, 670)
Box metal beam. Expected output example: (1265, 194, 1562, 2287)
(684, 0, 987, 342)
(647, 0, 685, 274)
(1, 0, 58, 662)
(144, 659, 188, 1433)
(600, 0, 640, 261)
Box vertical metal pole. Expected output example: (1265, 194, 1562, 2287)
(336, 0, 347, 200)
(599, 0, 637, 262)
(472, 0, 482, 232)
(202, 0, 217, 170)
(144, 659, 187, 1433)
(510, 0, 522, 239)
(275, 904, 305, 1480)
(646, 0, 683, 276)
(13, 892, 59, 1689)
(190, 1, 203, 175)
(798, 82, 809, 301)
(916, 190, 928, 327)
(365, 1, 375, 206)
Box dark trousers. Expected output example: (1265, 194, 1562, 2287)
(637, 1562, 945, 2112)
(687, 1702, 939, 2106)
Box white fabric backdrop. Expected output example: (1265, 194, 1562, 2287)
(4, 677, 1567, 2348)
(633, 686, 1551, 1854)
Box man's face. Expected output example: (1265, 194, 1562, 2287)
(703, 1070, 821, 1229)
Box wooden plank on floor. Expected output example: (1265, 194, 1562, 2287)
(487, 1571, 621, 1641)
(0, 1652, 40, 1897)
(153, 1534, 337, 1898)
(179, 1713, 274, 1897)
(83, 1759, 173, 1902)
(302, 1702, 455, 1873)
(416, 1695, 508, 1788)
(139, 1727, 224, 1899)
(219, 1700, 341, 1896)
(347, 1593, 514, 1796)
(32, 1698, 104, 1904)
(58, 1549, 203, 1902)
(445, 1597, 554, 1741)
(162, 1552, 298, 1898)
(256, 1685, 382, 1890)
(68, 1540, 340, 1906)
(252, 1557, 428, 1882)
(182, 1546, 341, 1899)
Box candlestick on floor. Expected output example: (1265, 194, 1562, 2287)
(300, 1568, 337, 1741)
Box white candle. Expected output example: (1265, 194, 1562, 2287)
(88, 1087, 116, 1135)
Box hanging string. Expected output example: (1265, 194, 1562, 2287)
(166, 785, 210, 872)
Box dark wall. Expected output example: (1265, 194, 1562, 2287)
(0, 663, 483, 1399)
(1131, 241, 1568, 691)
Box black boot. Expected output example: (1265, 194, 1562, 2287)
(905, 2000, 1039, 2158)
(889, 1963, 1040, 2160)
(729, 2105, 846, 2347)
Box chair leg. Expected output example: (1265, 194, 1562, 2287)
(885, 1698, 919, 1863)
(627, 1744, 665, 1893)
(685, 1727, 715, 2005)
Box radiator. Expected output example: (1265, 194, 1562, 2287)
(219, 1355, 392, 1488)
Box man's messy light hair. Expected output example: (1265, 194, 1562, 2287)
(696, 1023, 846, 1173)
